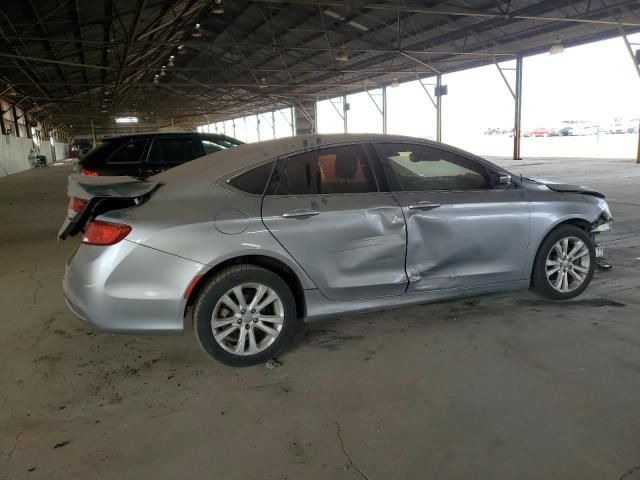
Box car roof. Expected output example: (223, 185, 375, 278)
(153, 133, 488, 183)
(100, 131, 239, 142)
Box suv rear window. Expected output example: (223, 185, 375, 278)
(147, 137, 203, 164)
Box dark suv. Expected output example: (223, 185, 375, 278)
(78, 132, 242, 177)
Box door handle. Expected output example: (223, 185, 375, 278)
(408, 202, 441, 210)
(281, 209, 320, 218)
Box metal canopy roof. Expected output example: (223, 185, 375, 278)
(1, 0, 638, 135)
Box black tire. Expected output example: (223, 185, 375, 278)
(193, 264, 297, 367)
(531, 224, 596, 300)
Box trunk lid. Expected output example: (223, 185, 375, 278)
(58, 174, 158, 240)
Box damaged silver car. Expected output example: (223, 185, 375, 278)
(59, 134, 612, 366)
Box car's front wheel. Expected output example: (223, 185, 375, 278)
(532, 224, 596, 300)
(193, 265, 297, 367)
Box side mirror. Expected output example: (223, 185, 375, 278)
(490, 172, 511, 187)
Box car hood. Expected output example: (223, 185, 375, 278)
(529, 178, 605, 198)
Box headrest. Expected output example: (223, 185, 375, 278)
(334, 153, 358, 180)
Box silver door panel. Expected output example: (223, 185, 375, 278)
(262, 193, 408, 300)
(394, 190, 530, 292)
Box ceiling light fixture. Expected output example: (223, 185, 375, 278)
(177, 44, 186, 54)
(549, 41, 564, 55)
(192, 23, 202, 37)
(212, 0, 224, 14)
(324, 10, 369, 32)
(115, 116, 138, 124)
(335, 50, 349, 62)
(390, 78, 399, 88)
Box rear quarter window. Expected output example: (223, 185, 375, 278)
(228, 162, 275, 195)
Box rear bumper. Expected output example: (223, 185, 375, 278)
(62, 240, 204, 334)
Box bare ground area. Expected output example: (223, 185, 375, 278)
(1, 157, 640, 480)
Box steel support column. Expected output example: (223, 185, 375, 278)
(25, 112, 32, 138)
(513, 55, 523, 160)
(436, 74, 442, 143)
(343, 95, 348, 133)
(382, 86, 387, 134)
(11, 105, 20, 137)
(618, 26, 640, 163)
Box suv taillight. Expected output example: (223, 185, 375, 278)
(81, 168, 98, 176)
(82, 221, 131, 246)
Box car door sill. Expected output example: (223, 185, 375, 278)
(303, 279, 530, 321)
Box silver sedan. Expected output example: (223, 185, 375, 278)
(59, 134, 612, 366)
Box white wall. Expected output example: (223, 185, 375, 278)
(0, 135, 68, 178)
(0, 135, 34, 177)
(54, 141, 68, 161)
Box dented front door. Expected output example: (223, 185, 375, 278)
(393, 189, 530, 292)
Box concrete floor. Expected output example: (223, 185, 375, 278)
(1, 157, 640, 480)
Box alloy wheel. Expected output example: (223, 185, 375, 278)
(545, 236, 591, 293)
(211, 283, 284, 355)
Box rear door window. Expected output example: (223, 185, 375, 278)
(106, 140, 147, 164)
(273, 144, 379, 195)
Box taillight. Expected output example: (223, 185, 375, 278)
(81, 168, 98, 176)
(67, 197, 88, 218)
(82, 220, 131, 246)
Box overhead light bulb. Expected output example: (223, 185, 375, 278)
(390, 78, 399, 88)
(168, 58, 175, 67)
(177, 44, 186, 55)
(549, 41, 564, 55)
(335, 50, 349, 62)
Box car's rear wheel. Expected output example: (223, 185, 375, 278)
(193, 264, 297, 367)
(532, 224, 595, 300)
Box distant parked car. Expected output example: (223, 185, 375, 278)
(609, 123, 626, 134)
(572, 125, 596, 136)
(627, 124, 639, 134)
(559, 127, 573, 136)
(548, 128, 561, 137)
(78, 132, 242, 177)
(530, 128, 550, 137)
